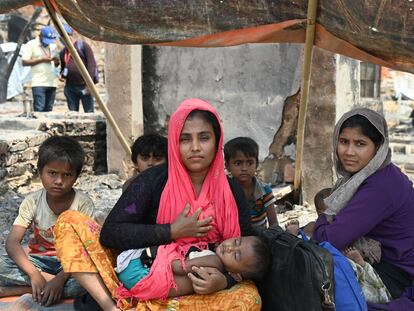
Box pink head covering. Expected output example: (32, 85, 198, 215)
(117, 98, 240, 302)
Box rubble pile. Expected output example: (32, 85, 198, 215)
(0, 113, 107, 190)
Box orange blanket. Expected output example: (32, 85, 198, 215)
(54, 210, 261, 310)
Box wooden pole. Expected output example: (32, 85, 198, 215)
(293, 0, 318, 202)
(42, 0, 132, 157)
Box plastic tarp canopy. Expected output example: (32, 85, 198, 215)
(1, 0, 414, 74)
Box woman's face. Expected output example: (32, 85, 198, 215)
(337, 126, 378, 175)
(179, 114, 217, 175)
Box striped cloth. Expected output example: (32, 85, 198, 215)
(249, 178, 276, 228)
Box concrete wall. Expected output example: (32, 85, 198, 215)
(142, 43, 303, 161)
(105, 44, 144, 178)
(100, 43, 360, 204)
(335, 56, 361, 121)
(301, 52, 360, 203)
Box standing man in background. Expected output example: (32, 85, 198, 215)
(59, 24, 98, 113)
(22, 26, 59, 112)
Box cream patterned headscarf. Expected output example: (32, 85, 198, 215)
(324, 108, 391, 216)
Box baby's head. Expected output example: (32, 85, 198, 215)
(215, 236, 270, 282)
(224, 137, 259, 183)
(37, 136, 84, 196)
(131, 134, 168, 172)
(314, 188, 331, 215)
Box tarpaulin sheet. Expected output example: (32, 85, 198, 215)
(2, 0, 414, 73)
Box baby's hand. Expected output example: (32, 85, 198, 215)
(344, 247, 365, 267)
(285, 219, 300, 236)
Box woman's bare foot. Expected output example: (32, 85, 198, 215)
(344, 247, 365, 267)
(285, 219, 300, 236)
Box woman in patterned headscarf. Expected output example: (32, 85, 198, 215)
(313, 108, 414, 308)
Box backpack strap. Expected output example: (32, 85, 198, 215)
(76, 40, 86, 60)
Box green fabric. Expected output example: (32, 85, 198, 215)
(118, 258, 150, 290)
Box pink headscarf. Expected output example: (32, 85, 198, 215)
(117, 98, 240, 302)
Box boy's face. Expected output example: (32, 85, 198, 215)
(40, 161, 77, 198)
(226, 151, 257, 184)
(215, 236, 256, 274)
(134, 153, 166, 173)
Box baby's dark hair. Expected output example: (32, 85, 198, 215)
(314, 188, 331, 215)
(241, 236, 271, 282)
(131, 134, 168, 164)
(37, 136, 84, 177)
(340, 115, 383, 147)
(224, 137, 259, 166)
(187, 110, 221, 148)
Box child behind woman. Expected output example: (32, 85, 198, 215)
(0, 136, 95, 307)
(123, 134, 168, 191)
(224, 137, 278, 229)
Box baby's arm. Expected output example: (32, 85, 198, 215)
(172, 255, 224, 276)
(169, 256, 224, 298)
(6, 225, 46, 302)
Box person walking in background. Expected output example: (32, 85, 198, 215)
(22, 26, 59, 112)
(59, 24, 98, 113)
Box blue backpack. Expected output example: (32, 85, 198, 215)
(319, 242, 368, 311)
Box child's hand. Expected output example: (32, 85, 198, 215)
(30, 271, 47, 303)
(40, 276, 65, 306)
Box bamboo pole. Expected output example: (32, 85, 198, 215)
(293, 0, 318, 202)
(42, 0, 132, 157)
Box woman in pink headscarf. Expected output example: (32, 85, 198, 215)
(54, 98, 256, 310)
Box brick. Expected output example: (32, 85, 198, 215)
(6, 163, 31, 177)
(0, 168, 7, 180)
(27, 133, 49, 147)
(5, 153, 19, 166)
(8, 174, 31, 189)
(0, 140, 8, 154)
(9, 141, 28, 152)
(21, 148, 37, 161)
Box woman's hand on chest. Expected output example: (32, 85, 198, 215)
(171, 203, 213, 240)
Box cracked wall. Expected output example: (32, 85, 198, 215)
(111, 44, 359, 204)
(142, 43, 303, 164)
